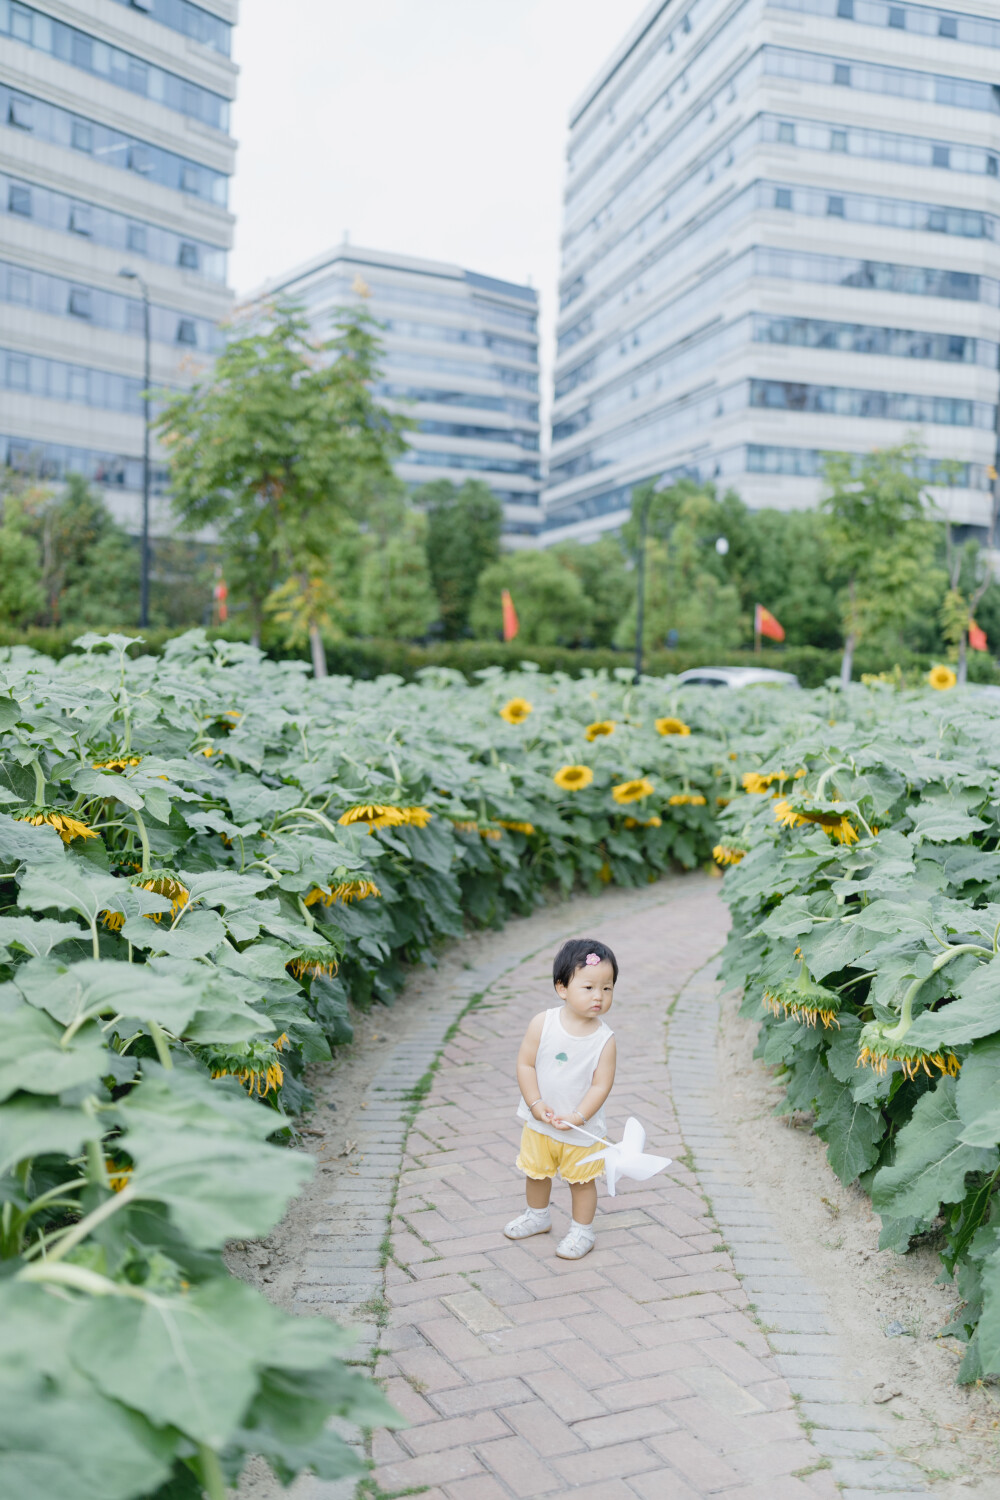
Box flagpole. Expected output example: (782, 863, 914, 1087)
(754, 604, 761, 657)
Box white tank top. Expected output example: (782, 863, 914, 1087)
(517, 1006, 614, 1147)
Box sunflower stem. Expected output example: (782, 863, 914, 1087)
(297, 896, 316, 932)
(132, 809, 151, 876)
(198, 1444, 227, 1500)
(86, 1137, 110, 1190)
(30, 757, 46, 806)
(816, 761, 849, 798)
(148, 1021, 173, 1070)
(32, 1185, 134, 1263)
(886, 943, 993, 1042)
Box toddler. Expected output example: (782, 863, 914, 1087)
(504, 937, 617, 1259)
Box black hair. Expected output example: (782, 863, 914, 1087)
(552, 938, 619, 988)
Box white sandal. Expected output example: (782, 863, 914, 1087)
(503, 1208, 552, 1239)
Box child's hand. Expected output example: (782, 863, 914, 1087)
(530, 1100, 554, 1124)
(551, 1113, 578, 1131)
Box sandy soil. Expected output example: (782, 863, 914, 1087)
(716, 981, 1000, 1495)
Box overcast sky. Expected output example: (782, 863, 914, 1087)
(229, 0, 651, 379)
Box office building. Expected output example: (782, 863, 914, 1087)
(0, 0, 238, 528)
(245, 244, 543, 539)
(545, 0, 1000, 543)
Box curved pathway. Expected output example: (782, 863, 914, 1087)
(286, 877, 930, 1500)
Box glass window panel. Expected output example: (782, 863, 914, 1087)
(8, 184, 31, 216)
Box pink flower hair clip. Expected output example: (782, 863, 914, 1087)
(585, 952, 601, 965)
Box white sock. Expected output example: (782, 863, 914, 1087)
(571, 1219, 595, 1238)
(526, 1205, 551, 1221)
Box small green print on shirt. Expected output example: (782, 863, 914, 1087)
(554, 1052, 568, 1062)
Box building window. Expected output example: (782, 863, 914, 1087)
(888, 6, 906, 26)
(127, 59, 149, 95)
(938, 15, 957, 37)
(8, 184, 32, 216)
(127, 223, 147, 253)
(69, 205, 93, 236)
(775, 188, 794, 209)
(778, 121, 795, 143)
(8, 96, 32, 129)
(178, 242, 199, 270)
(130, 0, 153, 10)
(126, 301, 144, 333)
(7, 355, 29, 390)
(833, 63, 851, 86)
(827, 195, 846, 216)
(8, 270, 30, 303)
(176, 318, 197, 345)
(180, 166, 200, 193)
(836, 0, 853, 15)
(830, 129, 848, 151)
(10, 4, 33, 41)
(932, 145, 950, 168)
(128, 145, 152, 174)
(988, 156, 999, 178)
(68, 288, 92, 318)
(71, 119, 93, 152)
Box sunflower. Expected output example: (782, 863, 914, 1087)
(928, 664, 957, 691)
(338, 803, 409, 833)
(612, 777, 654, 804)
(624, 815, 662, 829)
(668, 792, 707, 807)
(774, 800, 858, 846)
(497, 819, 535, 836)
(585, 720, 616, 741)
(100, 909, 126, 931)
(553, 765, 594, 791)
(104, 1159, 132, 1193)
(598, 860, 613, 883)
(137, 872, 190, 921)
(856, 1021, 960, 1079)
(712, 844, 746, 866)
(655, 717, 691, 736)
(401, 805, 432, 828)
(287, 945, 340, 979)
(92, 757, 141, 772)
(742, 770, 787, 794)
(16, 808, 99, 844)
(500, 698, 533, 724)
(716, 796, 731, 807)
(761, 963, 842, 1029)
(211, 1060, 285, 1097)
(305, 879, 381, 906)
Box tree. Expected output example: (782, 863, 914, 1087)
(551, 537, 631, 647)
(157, 303, 407, 675)
(420, 479, 503, 638)
(28, 474, 139, 627)
(615, 479, 743, 651)
(0, 490, 44, 626)
(737, 509, 844, 649)
(470, 549, 588, 646)
(357, 510, 438, 639)
(822, 445, 945, 686)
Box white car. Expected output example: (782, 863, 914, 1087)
(675, 666, 800, 689)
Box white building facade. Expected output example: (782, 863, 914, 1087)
(246, 245, 543, 540)
(545, 0, 1000, 544)
(0, 0, 238, 529)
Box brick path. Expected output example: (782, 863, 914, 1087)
(288, 877, 931, 1500)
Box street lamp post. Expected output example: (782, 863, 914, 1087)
(118, 268, 151, 627)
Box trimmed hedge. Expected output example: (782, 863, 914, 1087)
(1, 624, 995, 688)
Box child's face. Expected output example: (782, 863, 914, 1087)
(556, 959, 615, 1021)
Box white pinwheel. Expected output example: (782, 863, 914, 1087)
(559, 1116, 672, 1197)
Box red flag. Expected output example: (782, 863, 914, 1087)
(754, 603, 785, 643)
(501, 588, 519, 643)
(969, 619, 988, 652)
(213, 575, 229, 624)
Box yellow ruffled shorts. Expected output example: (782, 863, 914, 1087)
(516, 1124, 604, 1184)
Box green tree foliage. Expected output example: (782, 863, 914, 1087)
(470, 549, 588, 646)
(157, 303, 407, 674)
(357, 509, 438, 639)
(615, 479, 743, 650)
(551, 537, 631, 647)
(0, 489, 44, 626)
(731, 509, 844, 650)
(822, 445, 945, 686)
(420, 479, 503, 638)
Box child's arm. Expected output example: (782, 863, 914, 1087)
(516, 1012, 553, 1125)
(552, 1036, 617, 1131)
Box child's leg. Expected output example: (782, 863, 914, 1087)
(526, 1175, 552, 1211)
(568, 1178, 597, 1226)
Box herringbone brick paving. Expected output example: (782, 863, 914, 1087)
(366, 883, 849, 1499)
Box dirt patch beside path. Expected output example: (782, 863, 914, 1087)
(716, 981, 1000, 1493)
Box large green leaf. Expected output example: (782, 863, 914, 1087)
(0, 1098, 105, 1174)
(871, 1080, 998, 1221)
(0, 1391, 171, 1500)
(15, 957, 204, 1034)
(17, 864, 120, 927)
(974, 1242, 1000, 1377)
(905, 960, 1000, 1049)
(0, 916, 84, 958)
(0, 1007, 107, 1102)
(813, 1077, 885, 1184)
(0, 814, 64, 864)
(121, 908, 227, 960)
(956, 1034, 1000, 1147)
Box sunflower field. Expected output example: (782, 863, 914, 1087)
(716, 682, 1000, 1383)
(0, 629, 759, 1499)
